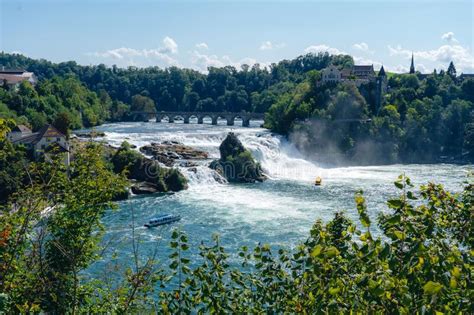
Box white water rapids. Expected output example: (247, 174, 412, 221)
(81, 119, 470, 275)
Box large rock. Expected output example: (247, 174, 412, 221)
(210, 132, 266, 183)
(111, 142, 188, 192)
(131, 182, 159, 195)
(218, 132, 246, 159)
(140, 142, 208, 166)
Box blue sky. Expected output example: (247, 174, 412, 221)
(1, 0, 473, 73)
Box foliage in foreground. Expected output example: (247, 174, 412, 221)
(154, 176, 472, 314)
(0, 119, 472, 313)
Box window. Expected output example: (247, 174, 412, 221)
(57, 137, 60, 141)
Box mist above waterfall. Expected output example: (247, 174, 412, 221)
(288, 119, 400, 166)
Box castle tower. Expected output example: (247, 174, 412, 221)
(409, 53, 415, 74)
(375, 65, 387, 112)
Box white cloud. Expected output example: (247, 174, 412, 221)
(259, 41, 285, 51)
(352, 42, 373, 54)
(190, 50, 267, 72)
(388, 64, 409, 74)
(160, 36, 178, 54)
(304, 44, 345, 55)
(385, 63, 431, 74)
(191, 50, 225, 70)
(86, 36, 180, 67)
(441, 32, 458, 43)
(195, 42, 209, 50)
(353, 56, 382, 68)
(89, 47, 178, 65)
(388, 44, 474, 72)
(259, 41, 273, 50)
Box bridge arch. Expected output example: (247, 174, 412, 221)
(171, 114, 186, 123)
(134, 111, 264, 126)
(197, 114, 213, 124)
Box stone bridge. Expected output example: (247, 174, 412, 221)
(130, 111, 265, 127)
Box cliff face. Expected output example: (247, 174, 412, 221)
(210, 132, 266, 183)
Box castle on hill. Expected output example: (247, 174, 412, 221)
(319, 53, 419, 111)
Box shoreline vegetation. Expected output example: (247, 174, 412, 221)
(1, 117, 472, 312)
(0, 52, 473, 165)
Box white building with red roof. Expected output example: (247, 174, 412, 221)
(0, 68, 37, 90)
(10, 124, 70, 166)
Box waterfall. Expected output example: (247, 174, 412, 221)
(99, 121, 324, 186)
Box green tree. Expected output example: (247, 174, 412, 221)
(447, 61, 457, 79)
(53, 111, 72, 137)
(131, 94, 156, 113)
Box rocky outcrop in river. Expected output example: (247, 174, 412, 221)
(210, 132, 266, 183)
(140, 141, 208, 166)
(111, 142, 188, 195)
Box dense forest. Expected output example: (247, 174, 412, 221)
(265, 67, 474, 164)
(0, 52, 473, 163)
(0, 119, 472, 313)
(0, 52, 352, 117)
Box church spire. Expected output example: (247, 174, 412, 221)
(378, 65, 386, 77)
(409, 52, 415, 74)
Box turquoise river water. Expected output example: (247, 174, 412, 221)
(82, 119, 471, 279)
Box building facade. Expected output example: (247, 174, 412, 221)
(321, 65, 342, 83)
(320, 64, 376, 86)
(9, 124, 70, 166)
(0, 68, 37, 90)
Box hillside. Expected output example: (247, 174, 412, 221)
(1, 52, 472, 163)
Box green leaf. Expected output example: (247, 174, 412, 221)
(407, 191, 417, 200)
(387, 199, 403, 208)
(169, 261, 179, 270)
(393, 230, 405, 240)
(325, 246, 340, 258)
(360, 214, 371, 228)
(328, 287, 341, 295)
(423, 281, 443, 295)
(385, 214, 401, 225)
(310, 245, 323, 258)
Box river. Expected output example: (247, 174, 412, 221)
(82, 119, 471, 278)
